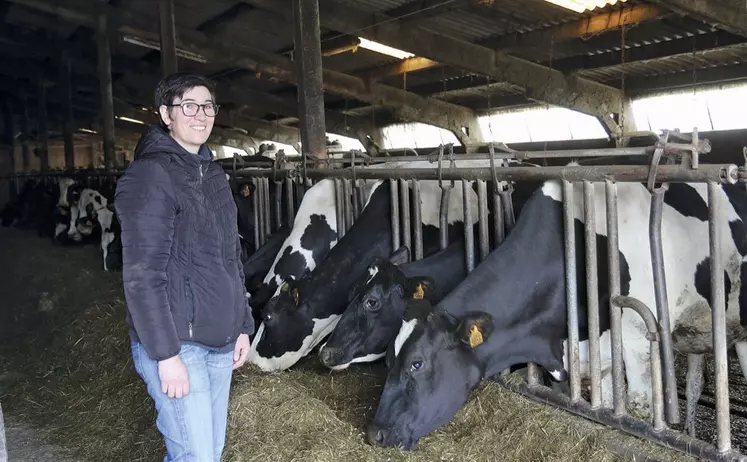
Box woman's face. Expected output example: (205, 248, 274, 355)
(159, 85, 216, 154)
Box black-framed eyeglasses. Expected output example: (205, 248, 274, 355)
(168, 102, 220, 117)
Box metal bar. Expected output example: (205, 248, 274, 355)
(612, 296, 665, 432)
(462, 180, 475, 273)
(583, 181, 602, 408)
(496, 381, 745, 462)
(232, 164, 738, 184)
(60, 52, 75, 170)
(263, 178, 272, 239)
(390, 179, 400, 252)
(357, 179, 366, 213)
(343, 179, 354, 231)
(492, 193, 504, 249)
(351, 180, 360, 220)
(708, 181, 731, 453)
(439, 187, 451, 250)
(335, 178, 345, 239)
(257, 178, 266, 246)
(284, 177, 295, 226)
(252, 178, 260, 250)
(605, 180, 625, 417)
(563, 180, 581, 402)
(477, 180, 489, 262)
(274, 181, 283, 231)
(649, 186, 680, 425)
(399, 179, 412, 259)
(292, 0, 327, 159)
(412, 180, 423, 261)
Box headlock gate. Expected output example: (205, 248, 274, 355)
(6, 128, 747, 461)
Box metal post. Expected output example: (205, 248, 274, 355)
(583, 181, 601, 408)
(439, 187, 451, 250)
(252, 178, 260, 250)
(351, 179, 361, 220)
(274, 181, 283, 231)
(563, 180, 581, 402)
(399, 179, 411, 260)
(605, 180, 625, 417)
(262, 178, 271, 239)
(492, 192, 504, 248)
(390, 179, 400, 252)
(257, 178, 266, 246)
(159, 0, 178, 76)
(284, 177, 295, 226)
(462, 180, 475, 273)
(335, 178, 345, 239)
(20, 93, 29, 173)
(97, 13, 116, 171)
(477, 180, 489, 261)
(649, 186, 680, 425)
(412, 180, 423, 260)
(36, 79, 48, 172)
(61, 50, 75, 169)
(292, 0, 326, 160)
(708, 181, 731, 453)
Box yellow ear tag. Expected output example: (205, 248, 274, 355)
(469, 325, 484, 348)
(412, 283, 424, 300)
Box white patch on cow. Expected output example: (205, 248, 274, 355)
(329, 352, 386, 371)
(247, 314, 341, 372)
(394, 318, 418, 357)
(549, 370, 564, 381)
(54, 223, 67, 237)
(97, 208, 115, 271)
(57, 178, 75, 207)
(367, 265, 379, 284)
(262, 179, 339, 296)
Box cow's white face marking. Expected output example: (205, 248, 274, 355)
(549, 369, 564, 381)
(366, 265, 379, 284)
(394, 318, 418, 357)
(329, 352, 386, 371)
(247, 314, 341, 372)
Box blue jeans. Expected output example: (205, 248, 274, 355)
(131, 340, 234, 462)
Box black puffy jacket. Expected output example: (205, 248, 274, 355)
(115, 126, 254, 361)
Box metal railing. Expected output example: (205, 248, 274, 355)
(4, 129, 746, 461)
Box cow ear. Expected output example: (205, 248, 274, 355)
(406, 277, 437, 301)
(389, 246, 411, 266)
(455, 312, 493, 349)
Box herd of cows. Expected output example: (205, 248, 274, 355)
(3, 155, 747, 449)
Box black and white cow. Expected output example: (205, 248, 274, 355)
(367, 178, 747, 450)
(242, 227, 292, 295)
(96, 205, 122, 272)
(246, 163, 485, 372)
(249, 178, 340, 317)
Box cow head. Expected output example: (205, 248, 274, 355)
(319, 248, 437, 370)
(367, 304, 493, 450)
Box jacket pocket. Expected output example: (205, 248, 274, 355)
(185, 277, 195, 339)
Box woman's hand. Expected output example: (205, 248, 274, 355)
(158, 355, 190, 398)
(233, 333, 251, 370)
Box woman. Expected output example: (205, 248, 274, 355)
(115, 72, 253, 461)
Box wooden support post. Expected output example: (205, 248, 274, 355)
(3, 99, 15, 198)
(159, 0, 178, 77)
(292, 0, 327, 160)
(61, 50, 75, 169)
(98, 13, 116, 171)
(20, 92, 29, 172)
(37, 78, 49, 172)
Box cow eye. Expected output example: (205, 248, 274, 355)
(410, 360, 423, 372)
(264, 313, 273, 322)
(365, 298, 378, 309)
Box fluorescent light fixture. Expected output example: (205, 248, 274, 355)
(78, 128, 98, 134)
(542, 0, 626, 13)
(357, 37, 414, 60)
(122, 35, 208, 63)
(116, 116, 145, 125)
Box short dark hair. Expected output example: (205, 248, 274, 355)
(154, 72, 217, 129)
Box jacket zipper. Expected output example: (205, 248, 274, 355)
(199, 164, 203, 184)
(185, 277, 195, 338)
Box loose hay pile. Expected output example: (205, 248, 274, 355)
(0, 227, 696, 461)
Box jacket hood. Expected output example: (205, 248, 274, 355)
(134, 125, 213, 163)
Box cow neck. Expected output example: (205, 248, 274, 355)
(437, 188, 569, 378)
(297, 182, 393, 318)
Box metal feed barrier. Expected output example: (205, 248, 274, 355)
(4, 129, 747, 460)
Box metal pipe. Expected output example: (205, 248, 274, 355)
(563, 180, 581, 402)
(274, 181, 283, 231)
(462, 180, 475, 273)
(439, 187, 451, 250)
(611, 295, 665, 432)
(252, 178, 260, 250)
(492, 193, 504, 249)
(284, 177, 295, 226)
(477, 180, 490, 262)
(263, 177, 272, 239)
(649, 186, 680, 425)
(583, 181, 602, 409)
(496, 381, 745, 462)
(412, 180, 423, 261)
(351, 180, 360, 220)
(232, 164, 738, 184)
(357, 179, 366, 212)
(708, 181, 732, 453)
(500, 187, 515, 231)
(390, 179, 400, 252)
(335, 178, 345, 239)
(399, 179, 412, 260)
(257, 177, 266, 246)
(343, 179, 354, 232)
(605, 180, 625, 417)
